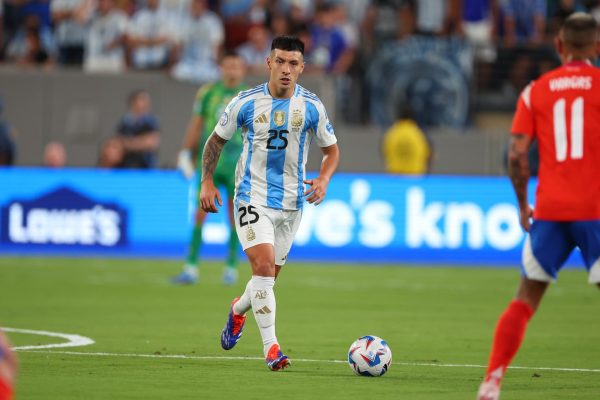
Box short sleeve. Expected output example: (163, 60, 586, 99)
(313, 101, 337, 148)
(214, 96, 243, 140)
(511, 83, 535, 138)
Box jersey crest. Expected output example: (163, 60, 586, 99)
(274, 111, 286, 127)
(291, 110, 303, 128)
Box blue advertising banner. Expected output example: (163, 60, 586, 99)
(0, 168, 583, 266)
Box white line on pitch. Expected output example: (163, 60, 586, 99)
(17, 350, 600, 373)
(1, 327, 95, 350)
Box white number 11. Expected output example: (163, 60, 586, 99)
(552, 97, 584, 162)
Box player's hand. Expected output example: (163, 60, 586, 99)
(177, 149, 195, 179)
(519, 205, 533, 232)
(304, 177, 329, 205)
(199, 180, 222, 213)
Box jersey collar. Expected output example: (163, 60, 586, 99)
(263, 82, 301, 98)
(565, 59, 593, 68)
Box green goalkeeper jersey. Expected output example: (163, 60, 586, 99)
(194, 81, 248, 174)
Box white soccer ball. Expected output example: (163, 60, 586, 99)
(347, 335, 392, 377)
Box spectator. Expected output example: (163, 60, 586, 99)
(495, 0, 557, 92)
(269, 12, 291, 37)
(310, 3, 354, 74)
(220, 0, 269, 50)
(51, 0, 94, 66)
(127, 0, 174, 70)
(171, 0, 223, 84)
(382, 105, 432, 175)
(114, 90, 160, 169)
(236, 24, 271, 74)
(462, 0, 497, 90)
(549, 0, 586, 35)
(43, 142, 67, 167)
(462, 0, 497, 62)
(338, 0, 370, 27)
(6, 14, 56, 67)
(84, 0, 128, 73)
(362, 0, 413, 53)
(331, 1, 359, 51)
(277, 0, 314, 29)
(499, 0, 546, 46)
(19, 0, 52, 30)
(98, 137, 125, 168)
(411, 0, 462, 36)
(0, 97, 17, 166)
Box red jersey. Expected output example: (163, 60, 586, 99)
(511, 61, 600, 220)
(0, 378, 12, 400)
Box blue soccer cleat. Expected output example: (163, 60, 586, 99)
(170, 268, 198, 285)
(222, 266, 238, 286)
(221, 297, 246, 350)
(265, 344, 290, 371)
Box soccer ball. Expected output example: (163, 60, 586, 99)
(347, 335, 392, 377)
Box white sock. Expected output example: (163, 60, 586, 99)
(183, 264, 198, 277)
(249, 275, 278, 357)
(233, 279, 252, 315)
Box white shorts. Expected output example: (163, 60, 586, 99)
(234, 200, 303, 266)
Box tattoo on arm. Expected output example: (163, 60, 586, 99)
(507, 135, 530, 209)
(201, 133, 227, 182)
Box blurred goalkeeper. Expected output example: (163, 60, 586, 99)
(0, 330, 17, 400)
(174, 51, 249, 285)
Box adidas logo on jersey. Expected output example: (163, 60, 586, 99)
(255, 306, 272, 314)
(254, 114, 268, 124)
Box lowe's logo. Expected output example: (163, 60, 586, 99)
(1, 187, 127, 246)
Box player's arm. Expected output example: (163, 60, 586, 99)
(199, 132, 228, 213)
(177, 115, 204, 178)
(118, 116, 161, 153)
(305, 143, 340, 205)
(119, 131, 160, 152)
(508, 134, 533, 231)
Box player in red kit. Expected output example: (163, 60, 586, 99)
(477, 12, 600, 400)
(0, 330, 17, 400)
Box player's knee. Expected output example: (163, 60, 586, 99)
(251, 256, 275, 276)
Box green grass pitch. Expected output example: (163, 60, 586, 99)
(0, 257, 599, 399)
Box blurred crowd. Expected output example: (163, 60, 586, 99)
(0, 0, 598, 84)
(1, 0, 599, 171)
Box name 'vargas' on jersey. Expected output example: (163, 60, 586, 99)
(511, 61, 600, 220)
(215, 83, 337, 210)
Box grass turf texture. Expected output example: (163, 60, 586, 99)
(0, 257, 599, 399)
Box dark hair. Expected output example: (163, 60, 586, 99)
(127, 89, 147, 106)
(561, 12, 598, 50)
(271, 35, 304, 55)
(397, 103, 415, 120)
(221, 50, 242, 61)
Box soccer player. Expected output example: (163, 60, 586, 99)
(0, 330, 17, 400)
(477, 13, 600, 400)
(173, 52, 249, 285)
(199, 36, 339, 370)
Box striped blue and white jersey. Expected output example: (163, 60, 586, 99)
(214, 83, 337, 210)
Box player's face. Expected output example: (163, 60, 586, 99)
(131, 93, 150, 114)
(267, 49, 305, 97)
(221, 56, 246, 86)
